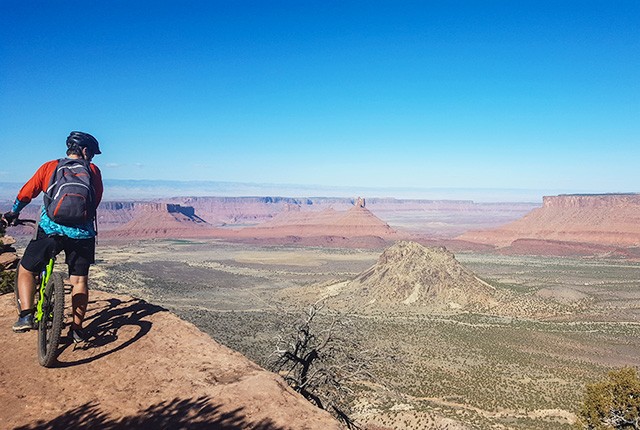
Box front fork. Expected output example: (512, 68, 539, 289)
(34, 259, 54, 324)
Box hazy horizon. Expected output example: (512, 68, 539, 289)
(2, 178, 633, 204)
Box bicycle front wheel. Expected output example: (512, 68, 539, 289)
(37, 272, 65, 367)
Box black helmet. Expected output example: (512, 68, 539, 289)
(66, 131, 102, 155)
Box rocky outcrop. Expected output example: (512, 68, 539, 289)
(238, 204, 398, 240)
(458, 194, 640, 248)
(0, 235, 19, 270)
(340, 241, 497, 312)
(542, 193, 640, 209)
(97, 201, 138, 230)
(102, 203, 225, 239)
(0, 232, 19, 295)
(0, 291, 342, 429)
(98, 202, 206, 231)
(101, 200, 399, 245)
(92, 195, 542, 245)
(175, 196, 316, 225)
(100, 197, 536, 235)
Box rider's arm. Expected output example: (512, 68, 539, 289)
(90, 164, 104, 206)
(12, 160, 58, 213)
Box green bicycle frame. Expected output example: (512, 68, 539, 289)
(34, 258, 54, 323)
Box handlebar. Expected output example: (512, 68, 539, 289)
(0, 217, 36, 228)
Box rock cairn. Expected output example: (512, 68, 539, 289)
(0, 226, 19, 294)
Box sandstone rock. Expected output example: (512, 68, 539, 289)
(458, 193, 640, 248)
(341, 241, 496, 312)
(102, 204, 225, 239)
(0, 291, 342, 429)
(0, 252, 19, 270)
(1, 235, 16, 246)
(241, 205, 397, 240)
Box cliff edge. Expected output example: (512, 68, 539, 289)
(0, 291, 341, 430)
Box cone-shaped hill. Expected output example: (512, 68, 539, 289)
(340, 241, 497, 312)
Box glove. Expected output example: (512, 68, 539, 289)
(2, 211, 18, 226)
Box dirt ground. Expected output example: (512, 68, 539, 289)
(0, 290, 341, 430)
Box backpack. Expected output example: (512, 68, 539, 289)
(44, 158, 96, 226)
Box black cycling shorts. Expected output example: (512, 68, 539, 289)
(20, 227, 96, 277)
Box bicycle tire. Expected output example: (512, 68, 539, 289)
(37, 272, 65, 367)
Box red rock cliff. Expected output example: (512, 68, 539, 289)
(458, 194, 640, 247)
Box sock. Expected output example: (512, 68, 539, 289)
(19, 309, 34, 318)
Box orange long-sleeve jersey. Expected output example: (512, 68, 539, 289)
(15, 159, 103, 208)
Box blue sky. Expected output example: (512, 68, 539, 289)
(1, 0, 638, 201)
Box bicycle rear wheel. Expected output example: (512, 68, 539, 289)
(37, 272, 65, 367)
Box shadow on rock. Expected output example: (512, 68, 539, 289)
(55, 297, 165, 368)
(14, 396, 286, 430)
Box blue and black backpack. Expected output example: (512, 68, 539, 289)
(43, 158, 96, 226)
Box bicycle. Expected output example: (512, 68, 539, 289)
(3, 217, 66, 367)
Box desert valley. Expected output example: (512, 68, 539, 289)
(2, 193, 640, 429)
(2, 0, 635, 428)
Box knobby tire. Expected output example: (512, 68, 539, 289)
(37, 273, 64, 367)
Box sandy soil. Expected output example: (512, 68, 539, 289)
(0, 291, 340, 430)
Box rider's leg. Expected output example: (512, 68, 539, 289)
(17, 263, 37, 311)
(16, 230, 55, 323)
(64, 236, 94, 339)
(68, 275, 88, 330)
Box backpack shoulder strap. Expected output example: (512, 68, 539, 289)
(43, 159, 63, 206)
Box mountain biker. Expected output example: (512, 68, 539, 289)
(3, 131, 103, 343)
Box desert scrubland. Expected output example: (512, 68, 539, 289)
(5, 193, 640, 429)
(91, 238, 640, 430)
